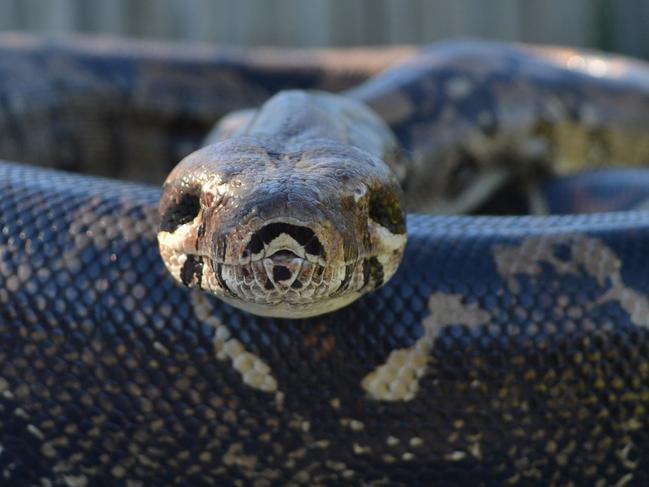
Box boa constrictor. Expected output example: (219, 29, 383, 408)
(2, 34, 649, 485)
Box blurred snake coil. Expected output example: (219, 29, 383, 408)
(1, 33, 649, 485)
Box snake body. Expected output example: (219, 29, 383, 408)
(158, 40, 649, 317)
(2, 35, 649, 485)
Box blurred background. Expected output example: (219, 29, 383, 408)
(0, 0, 647, 58)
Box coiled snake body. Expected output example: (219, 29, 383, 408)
(2, 34, 649, 485)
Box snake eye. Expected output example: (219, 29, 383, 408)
(368, 186, 406, 234)
(159, 190, 201, 233)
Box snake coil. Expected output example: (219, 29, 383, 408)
(1, 35, 649, 485)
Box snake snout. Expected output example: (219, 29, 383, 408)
(243, 222, 325, 263)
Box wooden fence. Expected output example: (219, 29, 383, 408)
(0, 0, 647, 58)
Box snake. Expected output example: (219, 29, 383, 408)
(2, 33, 649, 485)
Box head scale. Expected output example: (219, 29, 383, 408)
(158, 136, 406, 318)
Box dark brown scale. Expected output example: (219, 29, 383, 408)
(362, 256, 384, 288)
(180, 255, 203, 287)
(214, 262, 234, 295)
(272, 265, 291, 282)
(337, 263, 356, 292)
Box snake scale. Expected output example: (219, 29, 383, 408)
(2, 33, 649, 485)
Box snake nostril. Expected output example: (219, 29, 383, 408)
(304, 237, 324, 256)
(245, 233, 264, 255)
(160, 191, 200, 233)
(273, 265, 292, 282)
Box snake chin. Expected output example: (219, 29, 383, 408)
(214, 258, 367, 319)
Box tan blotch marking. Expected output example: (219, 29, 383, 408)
(362, 293, 490, 401)
(493, 235, 649, 328)
(63, 475, 89, 487)
(409, 437, 423, 448)
(329, 398, 341, 409)
(386, 436, 400, 447)
(191, 291, 278, 393)
(222, 442, 258, 471)
(339, 418, 365, 432)
(444, 451, 467, 462)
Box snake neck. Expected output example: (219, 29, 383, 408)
(345, 40, 649, 213)
(207, 89, 405, 176)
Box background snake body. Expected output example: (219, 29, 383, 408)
(2, 34, 649, 485)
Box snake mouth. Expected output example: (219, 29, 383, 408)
(192, 214, 376, 317)
(215, 256, 365, 318)
(221, 221, 330, 294)
(241, 222, 326, 265)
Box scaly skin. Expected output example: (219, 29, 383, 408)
(159, 40, 649, 316)
(1, 36, 649, 485)
(0, 33, 412, 182)
(349, 41, 649, 213)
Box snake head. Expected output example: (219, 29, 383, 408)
(158, 136, 406, 318)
